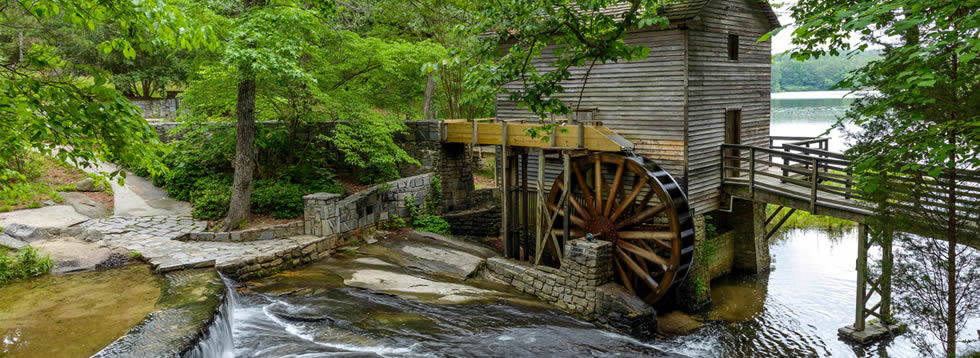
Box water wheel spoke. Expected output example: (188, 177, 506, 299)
(572, 162, 596, 214)
(555, 176, 591, 220)
(610, 176, 650, 222)
(546, 201, 586, 228)
(613, 258, 634, 293)
(617, 231, 674, 250)
(615, 203, 666, 230)
(616, 247, 660, 290)
(618, 240, 669, 270)
(603, 163, 626, 217)
(594, 159, 603, 214)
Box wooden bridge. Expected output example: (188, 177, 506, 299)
(719, 136, 980, 341)
(720, 136, 979, 240)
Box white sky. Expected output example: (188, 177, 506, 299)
(771, 1, 797, 54)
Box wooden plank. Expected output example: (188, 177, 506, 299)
(445, 122, 632, 152)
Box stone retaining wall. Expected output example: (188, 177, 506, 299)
(482, 239, 616, 319)
(304, 173, 434, 238)
(176, 221, 305, 242)
(132, 97, 180, 120)
(215, 235, 346, 281)
(443, 205, 501, 238)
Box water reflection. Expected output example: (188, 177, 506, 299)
(665, 228, 980, 358)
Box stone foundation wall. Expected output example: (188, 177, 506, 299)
(443, 205, 501, 238)
(303, 174, 433, 237)
(481, 239, 615, 319)
(708, 231, 735, 280)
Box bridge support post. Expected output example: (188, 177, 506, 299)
(839, 223, 906, 343)
(732, 199, 770, 273)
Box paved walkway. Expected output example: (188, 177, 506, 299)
(80, 216, 322, 272)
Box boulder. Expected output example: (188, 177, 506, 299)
(0, 233, 28, 250)
(3, 223, 48, 243)
(75, 177, 105, 192)
(58, 192, 111, 218)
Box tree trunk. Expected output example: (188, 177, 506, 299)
(222, 74, 257, 231)
(18, 29, 23, 63)
(945, 130, 957, 357)
(423, 73, 435, 119)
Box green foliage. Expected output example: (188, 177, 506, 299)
(771, 51, 881, 92)
(0, 247, 55, 285)
(0, 0, 214, 189)
(787, 0, 979, 355)
(382, 215, 408, 230)
(190, 176, 232, 221)
(251, 180, 305, 219)
(322, 114, 420, 184)
(411, 215, 451, 236)
(405, 184, 451, 236)
(128, 251, 143, 261)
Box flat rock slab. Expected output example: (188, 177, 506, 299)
(0, 233, 27, 250)
(0, 205, 90, 228)
(30, 237, 118, 274)
(3, 223, 48, 242)
(344, 269, 493, 303)
(58, 192, 111, 219)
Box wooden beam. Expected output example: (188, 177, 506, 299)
(444, 122, 631, 152)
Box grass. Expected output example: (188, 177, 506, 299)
(766, 204, 855, 230)
(0, 153, 89, 210)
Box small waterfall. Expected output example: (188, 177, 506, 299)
(184, 274, 238, 358)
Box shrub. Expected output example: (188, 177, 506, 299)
(251, 180, 305, 219)
(0, 247, 55, 285)
(190, 176, 232, 220)
(405, 193, 451, 236)
(411, 215, 451, 236)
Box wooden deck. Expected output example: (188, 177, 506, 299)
(720, 138, 980, 245)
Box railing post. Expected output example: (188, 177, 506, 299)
(845, 167, 853, 199)
(810, 157, 818, 213)
(720, 146, 726, 183)
(854, 223, 868, 331)
(749, 147, 755, 197)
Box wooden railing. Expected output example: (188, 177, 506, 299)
(721, 138, 980, 228)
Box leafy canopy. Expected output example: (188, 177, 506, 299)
(0, 0, 215, 185)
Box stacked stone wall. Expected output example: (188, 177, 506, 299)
(481, 239, 615, 319)
(176, 221, 305, 242)
(215, 235, 345, 281)
(443, 206, 501, 238)
(303, 174, 433, 238)
(131, 97, 180, 120)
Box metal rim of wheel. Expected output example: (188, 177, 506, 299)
(545, 152, 695, 304)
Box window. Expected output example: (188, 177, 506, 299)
(728, 34, 739, 61)
(724, 109, 743, 177)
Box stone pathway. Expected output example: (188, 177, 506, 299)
(79, 216, 323, 272)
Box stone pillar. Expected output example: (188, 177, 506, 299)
(562, 239, 614, 286)
(303, 193, 340, 237)
(732, 198, 770, 273)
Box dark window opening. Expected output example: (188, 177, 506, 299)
(728, 34, 739, 61)
(725, 109, 743, 177)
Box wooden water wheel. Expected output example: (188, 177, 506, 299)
(545, 153, 695, 304)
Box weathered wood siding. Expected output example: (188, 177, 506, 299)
(685, 0, 772, 213)
(495, 29, 689, 189)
